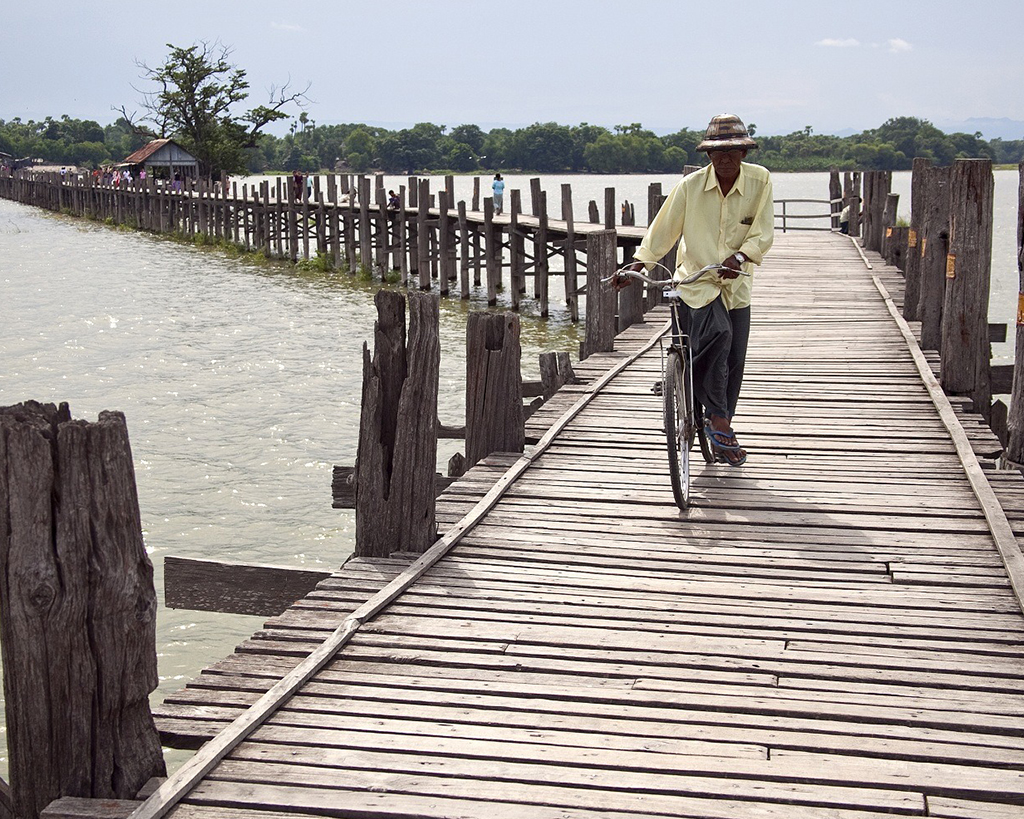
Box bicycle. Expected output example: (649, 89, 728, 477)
(605, 262, 749, 509)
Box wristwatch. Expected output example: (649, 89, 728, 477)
(733, 252, 747, 265)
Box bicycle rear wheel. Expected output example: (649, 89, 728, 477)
(664, 348, 696, 509)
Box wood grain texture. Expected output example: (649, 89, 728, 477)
(0, 403, 164, 819)
(354, 291, 439, 557)
(465, 312, 525, 467)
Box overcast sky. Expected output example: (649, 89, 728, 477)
(2, 0, 1022, 138)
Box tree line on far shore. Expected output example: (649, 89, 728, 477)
(4, 43, 1020, 178)
(3, 113, 1022, 177)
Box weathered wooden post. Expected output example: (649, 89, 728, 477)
(300, 178, 311, 261)
(438, 190, 451, 296)
(861, 171, 876, 246)
(465, 312, 525, 467)
(355, 291, 440, 557)
(940, 158, 994, 419)
(407, 178, 419, 281)
(375, 175, 389, 277)
(561, 183, 580, 322)
(529, 179, 543, 298)
(390, 186, 404, 283)
(484, 197, 499, 305)
(417, 178, 431, 289)
(539, 351, 578, 399)
(260, 180, 271, 257)
(326, 175, 340, 268)
(646, 183, 666, 310)
(509, 190, 524, 311)
(0, 402, 165, 819)
(457, 200, 470, 298)
(874, 172, 892, 251)
(849, 171, 862, 238)
(582, 230, 617, 360)
(537, 191, 550, 315)
(918, 165, 952, 350)
(343, 180, 357, 273)
(359, 176, 372, 274)
(881, 192, 899, 263)
(829, 170, 842, 230)
(472, 177, 482, 286)
(861, 171, 886, 251)
(647, 182, 662, 227)
(285, 178, 299, 262)
(903, 158, 930, 321)
(889, 226, 909, 272)
(1006, 161, 1024, 464)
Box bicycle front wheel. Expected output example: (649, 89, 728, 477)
(664, 349, 696, 509)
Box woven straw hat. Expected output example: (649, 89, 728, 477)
(695, 114, 759, 152)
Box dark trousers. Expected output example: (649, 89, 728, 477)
(685, 298, 751, 422)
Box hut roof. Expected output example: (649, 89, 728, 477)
(121, 138, 197, 166)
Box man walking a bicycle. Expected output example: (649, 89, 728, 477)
(621, 114, 774, 466)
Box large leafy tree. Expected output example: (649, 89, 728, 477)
(376, 123, 446, 173)
(119, 41, 308, 177)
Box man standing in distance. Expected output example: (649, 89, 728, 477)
(622, 114, 773, 465)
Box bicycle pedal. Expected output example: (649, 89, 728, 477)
(652, 382, 663, 396)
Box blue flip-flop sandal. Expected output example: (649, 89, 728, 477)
(704, 420, 747, 466)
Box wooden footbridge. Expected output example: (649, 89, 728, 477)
(43, 232, 1024, 819)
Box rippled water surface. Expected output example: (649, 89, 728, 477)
(0, 169, 1018, 776)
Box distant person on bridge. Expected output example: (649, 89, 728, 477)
(492, 173, 505, 215)
(620, 114, 774, 466)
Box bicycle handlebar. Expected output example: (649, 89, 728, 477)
(602, 262, 750, 288)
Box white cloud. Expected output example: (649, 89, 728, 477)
(887, 38, 913, 53)
(271, 22, 305, 32)
(816, 38, 860, 48)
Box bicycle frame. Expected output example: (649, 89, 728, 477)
(603, 262, 741, 507)
(664, 288, 700, 431)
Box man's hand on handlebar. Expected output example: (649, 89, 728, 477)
(719, 254, 743, 279)
(613, 261, 645, 290)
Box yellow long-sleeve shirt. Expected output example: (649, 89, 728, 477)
(633, 162, 774, 310)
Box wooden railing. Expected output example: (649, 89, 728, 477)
(774, 197, 844, 232)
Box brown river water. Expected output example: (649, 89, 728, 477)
(0, 170, 1019, 775)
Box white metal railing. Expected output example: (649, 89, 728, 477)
(775, 197, 845, 232)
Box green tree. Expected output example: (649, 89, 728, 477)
(510, 122, 574, 172)
(661, 145, 687, 172)
(120, 41, 308, 177)
(569, 123, 609, 171)
(661, 128, 702, 162)
(481, 128, 513, 169)
(447, 142, 478, 171)
(344, 128, 376, 166)
(449, 124, 485, 155)
(376, 123, 445, 172)
(583, 133, 625, 173)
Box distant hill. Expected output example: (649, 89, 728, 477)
(937, 118, 1024, 141)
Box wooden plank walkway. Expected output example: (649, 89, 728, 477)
(123, 233, 1024, 818)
